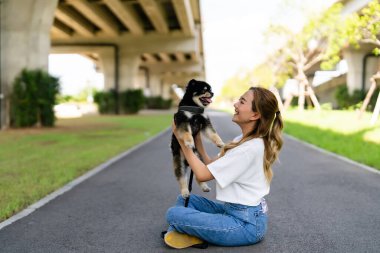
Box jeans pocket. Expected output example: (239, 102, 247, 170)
(224, 203, 252, 223)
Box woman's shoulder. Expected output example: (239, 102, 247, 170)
(242, 137, 264, 151)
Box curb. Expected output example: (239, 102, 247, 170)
(285, 133, 380, 175)
(0, 127, 171, 231)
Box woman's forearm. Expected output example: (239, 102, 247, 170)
(195, 134, 218, 164)
(178, 141, 214, 182)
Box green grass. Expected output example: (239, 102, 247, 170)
(0, 114, 172, 222)
(283, 109, 380, 170)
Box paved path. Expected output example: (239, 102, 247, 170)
(1, 111, 379, 252)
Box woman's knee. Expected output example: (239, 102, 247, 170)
(166, 206, 185, 223)
(175, 194, 185, 205)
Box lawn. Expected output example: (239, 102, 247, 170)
(283, 109, 380, 170)
(0, 114, 172, 222)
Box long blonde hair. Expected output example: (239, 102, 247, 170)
(219, 87, 283, 183)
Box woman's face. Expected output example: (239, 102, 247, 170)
(232, 90, 259, 124)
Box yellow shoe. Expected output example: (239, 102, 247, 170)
(164, 231, 207, 249)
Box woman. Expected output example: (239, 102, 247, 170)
(164, 87, 283, 249)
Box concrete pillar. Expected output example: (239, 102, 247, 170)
(0, 0, 58, 128)
(148, 74, 163, 96)
(343, 50, 364, 93)
(97, 48, 116, 91)
(119, 51, 140, 91)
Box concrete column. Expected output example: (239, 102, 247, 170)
(97, 48, 116, 91)
(0, 0, 58, 128)
(343, 50, 364, 93)
(118, 51, 140, 91)
(149, 74, 163, 96)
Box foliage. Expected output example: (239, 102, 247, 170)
(94, 89, 117, 114)
(250, 62, 291, 88)
(334, 86, 364, 109)
(120, 89, 145, 114)
(145, 96, 172, 109)
(219, 73, 252, 102)
(10, 69, 60, 127)
(267, 3, 345, 72)
(325, 0, 380, 71)
(345, 0, 380, 52)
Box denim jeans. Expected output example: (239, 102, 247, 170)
(166, 194, 268, 246)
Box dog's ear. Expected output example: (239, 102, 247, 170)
(186, 79, 197, 89)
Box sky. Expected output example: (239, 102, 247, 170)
(49, 0, 336, 97)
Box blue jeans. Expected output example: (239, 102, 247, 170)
(166, 194, 268, 246)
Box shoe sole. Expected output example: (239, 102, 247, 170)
(164, 231, 204, 249)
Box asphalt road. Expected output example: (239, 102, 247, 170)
(0, 111, 379, 253)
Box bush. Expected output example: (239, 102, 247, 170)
(94, 89, 118, 114)
(145, 96, 172, 109)
(10, 69, 60, 127)
(335, 85, 364, 110)
(120, 89, 145, 114)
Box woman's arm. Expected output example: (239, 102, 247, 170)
(173, 122, 214, 182)
(194, 134, 218, 165)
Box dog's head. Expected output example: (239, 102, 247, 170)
(181, 79, 214, 108)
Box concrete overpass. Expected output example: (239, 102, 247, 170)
(0, 0, 205, 129)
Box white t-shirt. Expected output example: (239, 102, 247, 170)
(207, 135, 269, 206)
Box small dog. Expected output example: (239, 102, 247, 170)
(171, 79, 224, 198)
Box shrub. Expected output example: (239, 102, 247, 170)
(335, 85, 364, 110)
(145, 96, 172, 109)
(10, 69, 60, 127)
(120, 89, 145, 114)
(94, 89, 118, 114)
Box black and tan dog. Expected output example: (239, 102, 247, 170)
(171, 79, 224, 198)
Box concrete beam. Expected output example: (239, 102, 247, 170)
(103, 0, 144, 35)
(52, 32, 199, 54)
(175, 52, 186, 62)
(67, 0, 119, 36)
(172, 0, 195, 36)
(158, 53, 171, 63)
(138, 0, 169, 34)
(189, 0, 200, 23)
(144, 62, 202, 73)
(55, 6, 94, 37)
(142, 53, 157, 64)
(51, 26, 71, 38)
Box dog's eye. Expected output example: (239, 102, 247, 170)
(204, 87, 207, 90)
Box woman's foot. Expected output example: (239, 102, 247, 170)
(164, 231, 208, 249)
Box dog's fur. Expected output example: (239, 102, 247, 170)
(171, 79, 224, 198)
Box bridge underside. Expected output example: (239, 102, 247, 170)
(0, 0, 205, 128)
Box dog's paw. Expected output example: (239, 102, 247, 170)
(200, 183, 211, 192)
(181, 189, 190, 198)
(216, 142, 225, 148)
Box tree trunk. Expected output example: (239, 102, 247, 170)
(296, 69, 320, 111)
(370, 89, 380, 125)
(358, 71, 380, 119)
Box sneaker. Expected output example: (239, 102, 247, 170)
(164, 231, 208, 249)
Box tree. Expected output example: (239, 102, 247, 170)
(219, 71, 252, 102)
(346, 0, 380, 124)
(266, 3, 346, 111)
